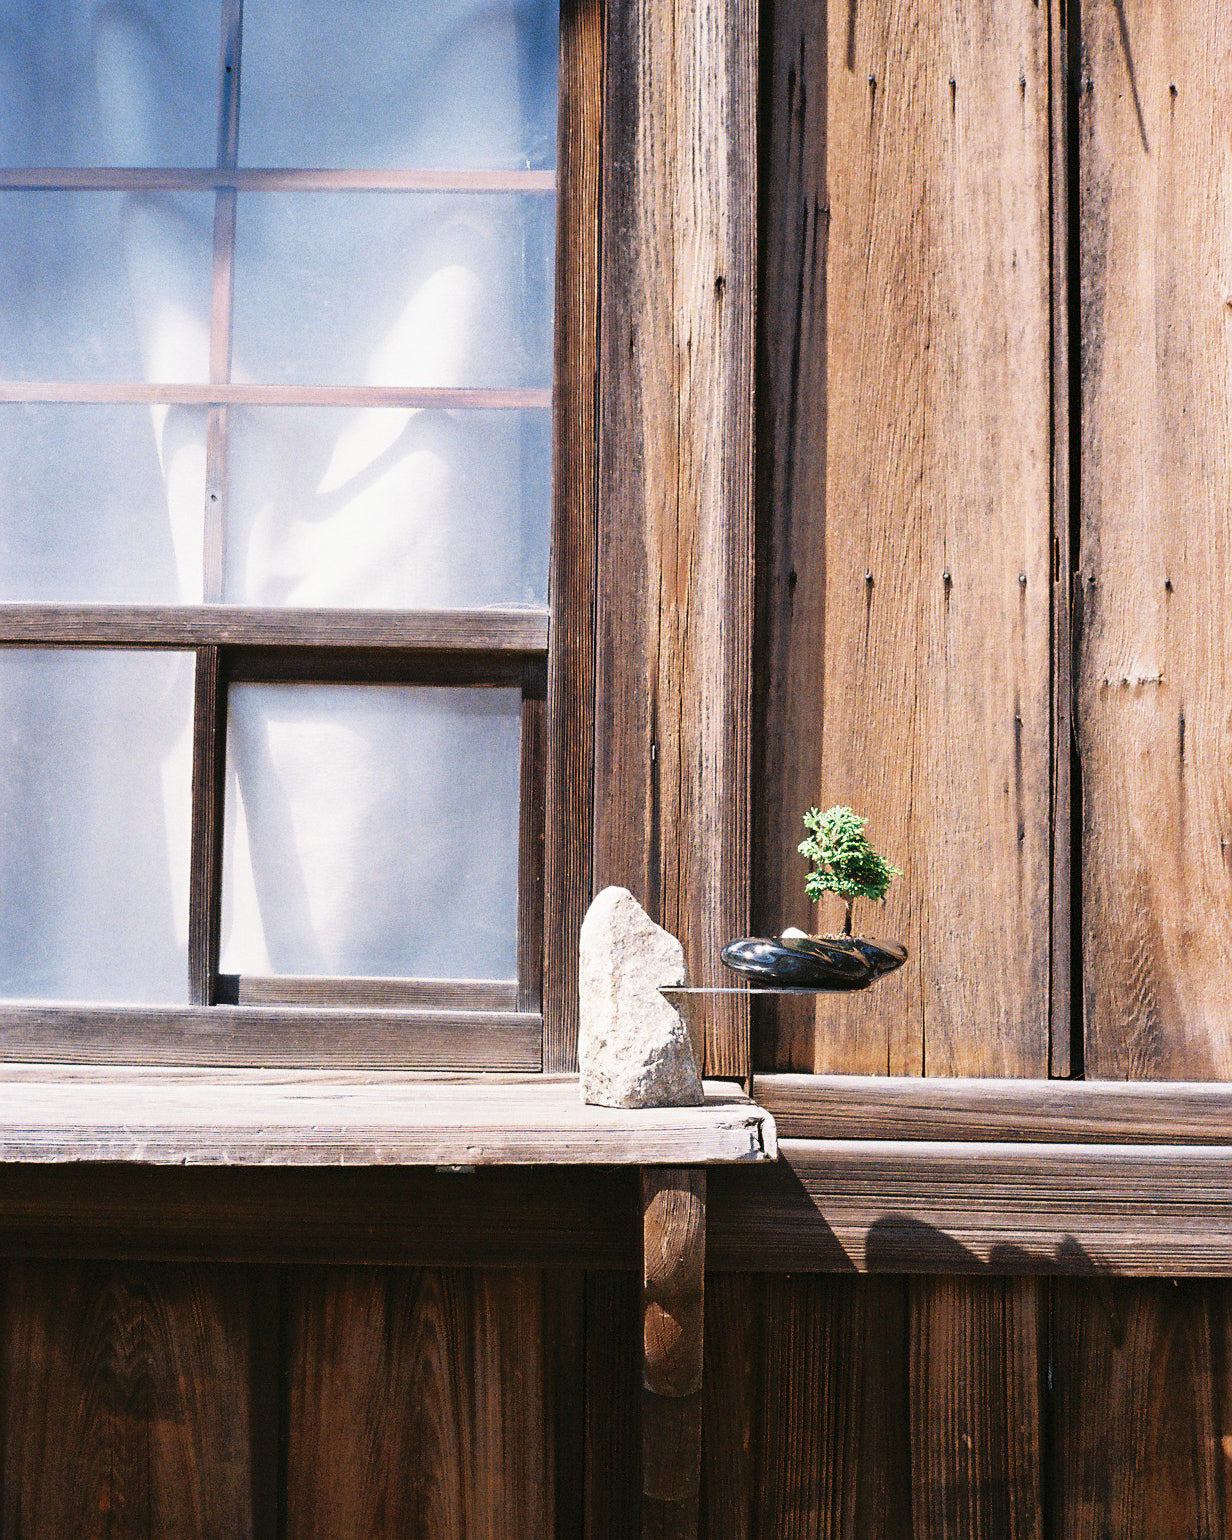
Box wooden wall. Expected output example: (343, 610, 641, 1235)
(6, 0, 1232, 1534)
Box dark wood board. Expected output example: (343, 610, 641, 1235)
(284, 1267, 553, 1540)
(1049, 1279, 1232, 1538)
(1, 1261, 278, 1539)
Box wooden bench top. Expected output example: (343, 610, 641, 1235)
(0, 1070, 778, 1168)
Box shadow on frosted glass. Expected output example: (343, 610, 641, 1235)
(0, 192, 213, 381)
(0, 0, 221, 167)
(0, 405, 207, 602)
(221, 684, 521, 980)
(0, 650, 194, 1004)
(230, 193, 554, 389)
(239, 0, 558, 170)
(223, 406, 550, 608)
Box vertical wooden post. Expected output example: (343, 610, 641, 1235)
(641, 1167, 706, 1540)
(596, 0, 756, 1080)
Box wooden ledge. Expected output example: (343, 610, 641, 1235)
(0, 1070, 777, 1169)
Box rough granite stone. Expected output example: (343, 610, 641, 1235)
(577, 886, 703, 1108)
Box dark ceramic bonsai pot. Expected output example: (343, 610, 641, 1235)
(720, 933, 907, 991)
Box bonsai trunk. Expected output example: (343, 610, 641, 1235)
(843, 898, 853, 936)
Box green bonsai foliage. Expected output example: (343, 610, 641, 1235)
(798, 806, 902, 937)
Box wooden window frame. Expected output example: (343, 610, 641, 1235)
(0, 0, 603, 1073)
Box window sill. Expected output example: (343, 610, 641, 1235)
(0, 1069, 777, 1168)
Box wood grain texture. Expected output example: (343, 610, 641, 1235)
(0, 1004, 542, 1070)
(751, 0, 829, 1074)
(701, 1274, 911, 1539)
(230, 975, 519, 1010)
(1050, 1279, 1232, 1538)
(284, 1267, 552, 1540)
(1076, 0, 1232, 1079)
(0, 1164, 640, 1268)
(642, 1169, 706, 1538)
(711, 1139, 1232, 1275)
(0, 382, 552, 408)
(0, 1072, 775, 1166)
(188, 647, 226, 1006)
(0, 167, 557, 191)
(910, 1278, 1043, 1539)
(755, 1071, 1232, 1143)
(0, 604, 548, 652)
(584, 1271, 642, 1540)
(810, 0, 1053, 1076)
(543, 0, 602, 1072)
(595, 0, 755, 1079)
(2, 1261, 277, 1539)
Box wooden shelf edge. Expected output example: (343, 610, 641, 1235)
(0, 1073, 776, 1169)
(754, 1070, 1232, 1144)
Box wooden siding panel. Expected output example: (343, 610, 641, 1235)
(1077, 0, 1232, 1079)
(1050, 1280, 1232, 1538)
(910, 1279, 1043, 1540)
(284, 1267, 553, 1540)
(752, 0, 830, 1073)
(1, 1261, 275, 1540)
(813, 0, 1054, 1077)
(595, 0, 756, 1077)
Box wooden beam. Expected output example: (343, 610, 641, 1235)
(642, 1167, 706, 1539)
(595, 0, 755, 1080)
(754, 1072, 1232, 1143)
(0, 1006, 542, 1071)
(0, 168, 557, 192)
(709, 1138, 1232, 1276)
(0, 605, 548, 652)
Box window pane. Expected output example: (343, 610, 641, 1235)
(230, 193, 554, 388)
(238, 0, 558, 171)
(0, 405, 207, 602)
(221, 684, 521, 980)
(0, 192, 213, 381)
(0, 0, 221, 167)
(223, 406, 550, 608)
(0, 650, 195, 1004)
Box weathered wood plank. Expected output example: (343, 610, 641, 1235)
(0, 1005, 542, 1071)
(2, 1262, 276, 1538)
(230, 975, 519, 1010)
(642, 1168, 706, 1538)
(1049, 1280, 1232, 1537)
(814, 0, 1053, 1076)
(584, 1271, 642, 1540)
(543, 0, 603, 1072)
(595, 0, 755, 1079)
(0, 604, 548, 652)
(0, 1072, 775, 1166)
(755, 1071, 1232, 1143)
(1076, 0, 1232, 1078)
(751, 0, 829, 1074)
(711, 1139, 1232, 1275)
(910, 1278, 1043, 1538)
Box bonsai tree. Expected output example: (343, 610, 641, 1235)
(798, 805, 901, 937)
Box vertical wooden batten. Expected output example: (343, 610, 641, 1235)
(595, 0, 756, 1079)
(544, 0, 604, 1070)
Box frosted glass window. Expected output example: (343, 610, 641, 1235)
(0, 405, 207, 602)
(239, 0, 558, 170)
(0, 193, 213, 382)
(221, 685, 522, 980)
(223, 406, 550, 608)
(230, 194, 555, 388)
(0, 0, 221, 167)
(0, 650, 195, 1004)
